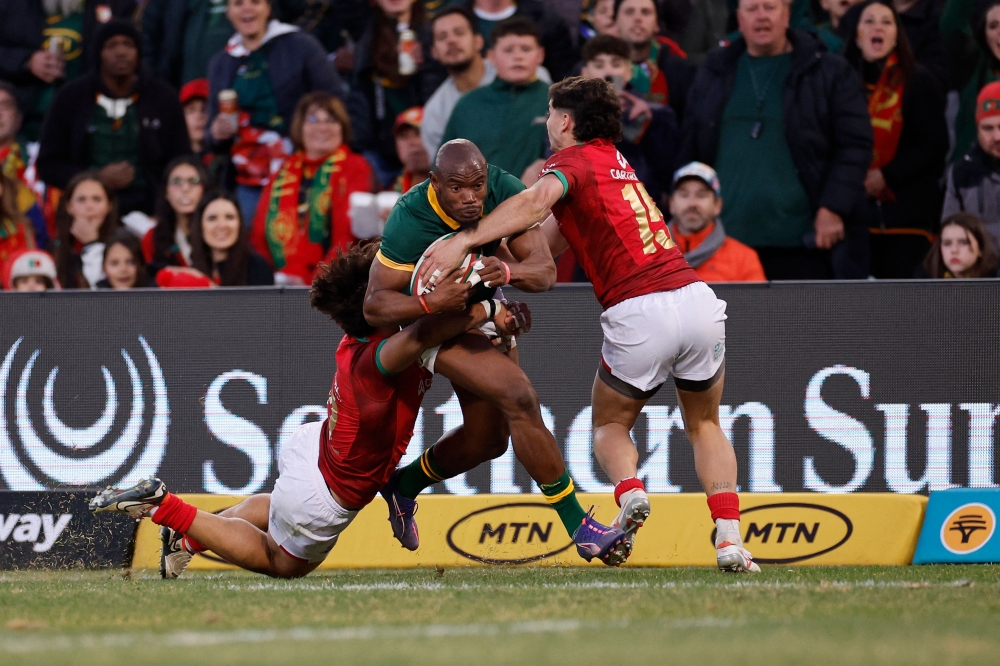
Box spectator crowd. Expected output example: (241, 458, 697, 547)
(1, 0, 999, 292)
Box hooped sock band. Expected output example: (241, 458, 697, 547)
(614, 477, 645, 507)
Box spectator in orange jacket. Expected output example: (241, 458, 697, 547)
(251, 92, 372, 286)
(667, 162, 766, 283)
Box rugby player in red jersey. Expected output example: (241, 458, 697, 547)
(89, 241, 531, 579)
(418, 77, 760, 572)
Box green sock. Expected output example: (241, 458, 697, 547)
(540, 471, 588, 538)
(396, 447, 449, 499)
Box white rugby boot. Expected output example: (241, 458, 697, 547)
(90, 477, 167, 517)
(160, 527, 193, 579)
(715, 518, 760, 573)
(612, 489, 651, 550)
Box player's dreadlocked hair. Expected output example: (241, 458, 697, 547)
(549, 76, 623, 144)
(310, 239, 380, 338)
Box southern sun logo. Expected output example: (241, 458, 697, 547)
(0, 337, 168, 490)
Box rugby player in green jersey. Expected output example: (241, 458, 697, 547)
(366, 139, 631, 566)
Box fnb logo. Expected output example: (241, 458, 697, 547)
(447, 503, 574, 565)
(479, 521, 553, 544)
(941, 503, 995, 554)
(711, 503, 854, 564)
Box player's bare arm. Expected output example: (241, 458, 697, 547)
(379, 299, 527, 373)
(540, 216, 570, 259)
(479, 227, 556, 293)
(418, 176, 564, 288)
(364, 260, 471, 328)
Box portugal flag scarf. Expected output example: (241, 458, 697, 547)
(263, 147, 346, 270)
(0, 143, 26, 181)
(868, 53, 905, 174)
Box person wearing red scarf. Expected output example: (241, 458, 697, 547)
(843, 0, 948, 278)
(251, 93, 372, 285)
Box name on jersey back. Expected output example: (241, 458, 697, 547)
(610, 169, 638, 181)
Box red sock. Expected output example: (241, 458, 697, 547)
(181, 536, 207, 554)
(150, 493, 198, 534)
(707, 492, 740, 521)
(614, 477, 645, 507)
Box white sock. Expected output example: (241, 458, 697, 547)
(617, 487, 647, 509)
(715, 518, 741, 547)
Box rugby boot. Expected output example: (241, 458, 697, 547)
(717, 542, 761, 573)
(612, 490, 651, 550)
(160, 526, 193, 580)
(379, 469, 419, 551)
(90, 477, 168, 517)
(573, 508, 631, 566)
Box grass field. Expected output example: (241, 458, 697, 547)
(2, 565, 999, 665)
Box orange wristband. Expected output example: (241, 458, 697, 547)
(418, 293, 433, 314)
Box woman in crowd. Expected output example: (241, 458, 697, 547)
(97, 229, 150, 290)
(190, 191, 274, 286)
(52, 172, 119, 289)
(349, 0, 436, 187)
(142, 156, 210, 277)
(843, 0, 948, 279)
(251, 93, 372, 285)
(942, 0, 1000, 161)
(921, 212, 999, 277)
(205, 0, 345, 222)
(0, 171, 37, 268)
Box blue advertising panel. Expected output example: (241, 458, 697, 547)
(913, 488, 999, 563)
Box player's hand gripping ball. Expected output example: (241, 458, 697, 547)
(411, 232, 483, 295)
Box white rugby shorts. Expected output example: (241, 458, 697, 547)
(268, 421, 358, 563)
(599, 281, 727, 398)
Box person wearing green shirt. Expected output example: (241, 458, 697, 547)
(441, 16, 549, 182)
(367, 139, 631, 565)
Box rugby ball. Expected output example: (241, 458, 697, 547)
(410, 232, 483, 296)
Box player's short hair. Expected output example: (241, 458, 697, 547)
(310, 240, 380, 338)
(581, 34, 631, 63)
(430, 6, 479, 35)
(549, 76, 623, 143)
(489, 16, 542, 49)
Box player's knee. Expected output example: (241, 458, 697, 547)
(482, 434, 510, 460)
(500, 377, 541, 418)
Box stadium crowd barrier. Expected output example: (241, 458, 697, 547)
(129, 492, 927, 568)
(1, 281, 996, 497)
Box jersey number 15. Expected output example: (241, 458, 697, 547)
(621, 183, 674, 255)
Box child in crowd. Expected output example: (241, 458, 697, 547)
(1, 249, 60, 291)
(97, 229, 150, 290)
(921, 213, 1000, 278)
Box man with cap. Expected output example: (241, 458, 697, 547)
(668, 162, 765, 283)
(943, 81, 1000, 249)
(2, 249, 60, 291)
(37, 19, 191, 215)
(392, 107, 431, 194)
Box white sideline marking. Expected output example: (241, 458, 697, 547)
(0, 618, 735, 654)
(209, 578, 976, 592)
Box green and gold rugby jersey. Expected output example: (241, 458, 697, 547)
(377, 164, 525, 299)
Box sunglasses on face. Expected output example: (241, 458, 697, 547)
(168, 176, 202, 187)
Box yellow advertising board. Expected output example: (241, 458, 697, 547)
(131, 493, 927, 570)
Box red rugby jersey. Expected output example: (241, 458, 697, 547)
(318, 335, 432, 508)
(540, 139, 699, 309)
